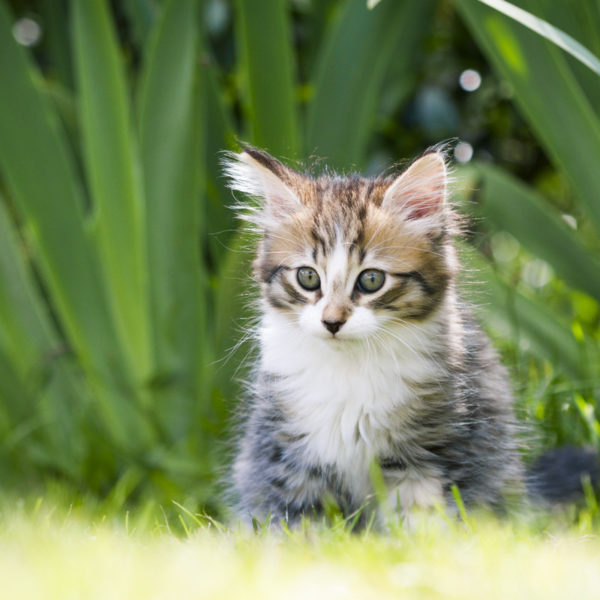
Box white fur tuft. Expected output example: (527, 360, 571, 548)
(222, 151, 302, 229)
(259, 300, 448, 498)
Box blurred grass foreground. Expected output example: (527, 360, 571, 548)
(0, 0, 600, 523)
(3, 498, 600, 599)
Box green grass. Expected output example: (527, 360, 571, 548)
(2, 496, 600, 599)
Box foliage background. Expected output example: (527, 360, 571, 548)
(0, 0, 599, 516)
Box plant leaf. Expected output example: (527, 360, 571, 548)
(0, 1, 155, 449)
(202, 55, 237, 269)
(473, 0, 600, 76)
(461, 245, 587, 378)
(458, 0, 600, 232)
(233, 0, 300, 157)
(137, 0, 206, 440)
(470, 163, 600, 303)
(73, 0, 151, 382)
(306, 0, 434, 169)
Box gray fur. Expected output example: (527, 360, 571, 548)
(226, 146, 523, 527)
(232, 304, 523, 526)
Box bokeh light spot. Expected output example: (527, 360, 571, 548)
(459, 69, 482, 92)
(12, 17, 42, 47)
(454, 141, 473, 163)
(522, 259, 553, 288)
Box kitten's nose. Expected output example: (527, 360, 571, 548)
(322, 318, 345, 335)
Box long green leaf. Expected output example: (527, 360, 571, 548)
(0, 197, 85, 467)
(473, 0, 600, 76)
(307, 0, 434, 170)
(0, 203, 60, 380)
(212, 229, 257, 406)
(203, 56, 237, 269)
(0, 347, 37, 437)
(462, 246, 587, 378)
(233, 0, 300, 157)
(457, 0, 600, 232)
(39, 0, 73, 89)
(0, 2, 152, 449)
(120, 0, 158, 51)
(0, 2, 105, 371)
(524, 1, 600, 111)
(137, 0, 205, 440)
(471, 163, 600, 303)
(73, 0, 151, 382)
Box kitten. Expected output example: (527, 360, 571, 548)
(224, 145, 523, 526)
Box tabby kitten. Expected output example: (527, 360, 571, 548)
(224, 145, 522, 526)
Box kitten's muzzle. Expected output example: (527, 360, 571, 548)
(322, 318, 346, 335)
(321, 303, 352, 335)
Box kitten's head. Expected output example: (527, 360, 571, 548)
(224, 145, 458, 343)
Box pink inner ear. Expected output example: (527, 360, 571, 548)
(381, 153, 447, 220)
(404, 196, 442, 220)
(268, 191, 300, 219)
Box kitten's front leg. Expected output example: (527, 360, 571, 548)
(234, 422, 342, 528)
(386, 469, 445, 526)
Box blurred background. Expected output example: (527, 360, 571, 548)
(0, 0, 599, 516)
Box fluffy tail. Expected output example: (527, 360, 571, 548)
(526, 446, 600, 504)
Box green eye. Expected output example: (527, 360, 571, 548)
(357, 269, 385, 293)
(297, 267, 321, 291)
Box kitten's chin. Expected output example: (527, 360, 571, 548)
(317, 331, 359, 344)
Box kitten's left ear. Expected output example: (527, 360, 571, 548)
(381, 152, 447, 221)
(223, 145, 303, 223)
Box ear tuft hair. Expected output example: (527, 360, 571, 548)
(222, 146, 303, 228)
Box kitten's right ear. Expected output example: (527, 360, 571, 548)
(223, 146, 303, 225)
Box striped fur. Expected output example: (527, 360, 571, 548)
(224, 146, 522, 527)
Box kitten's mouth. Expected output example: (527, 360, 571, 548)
(323, 332, 359, 344)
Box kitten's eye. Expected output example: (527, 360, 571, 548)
(357, 269, 385, 293)
(297, 267, 321, 291)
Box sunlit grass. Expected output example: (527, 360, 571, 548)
(1, 495, 600, 599)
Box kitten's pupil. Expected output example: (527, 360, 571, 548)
(297, 267, 320, 290)
(357, 269, 385, 293)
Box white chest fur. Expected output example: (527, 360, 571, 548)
(260, 310, 444, 494)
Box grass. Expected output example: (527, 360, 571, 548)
(2, 495, 600, 599)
